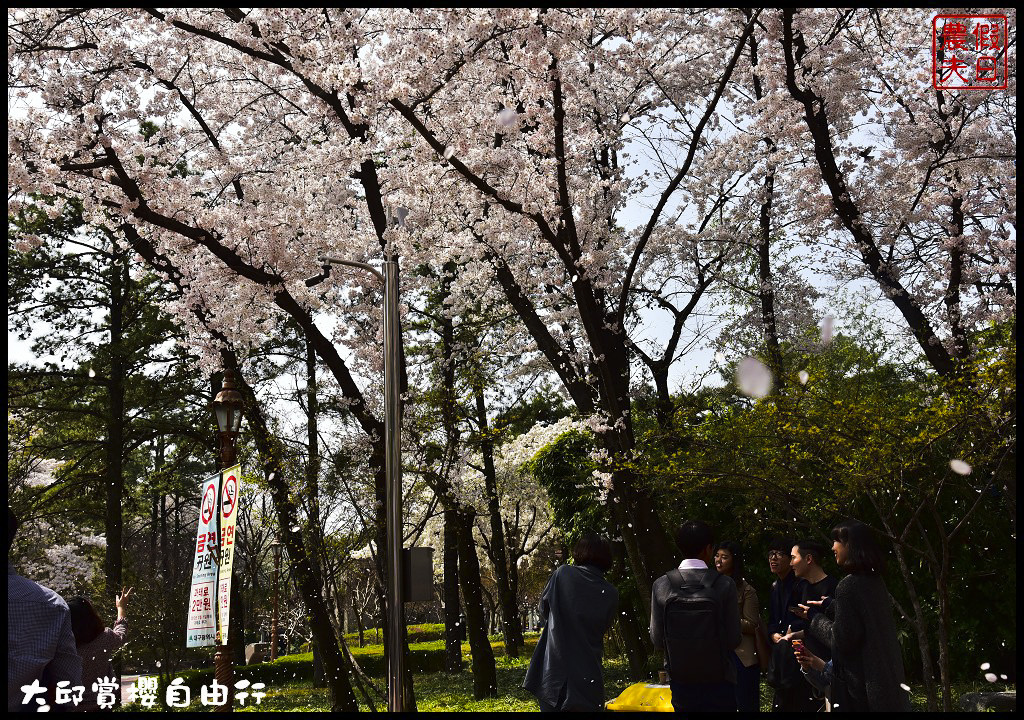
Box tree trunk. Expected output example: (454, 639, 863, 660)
(935, 538, 953, 711)
(474, 381, 523, 658)
(746, 15, 784, 380)
(305, 339, 329, 689)
(454, 508, 498, 698)
(617, 600, 652, 680)
(781, 9, 956, 377)
(230, 356, 359, 712)
(869, 496, 938, 711)
(103, 254, 127, 599)
(595, 345, 676, 598)
(229, 577, 245, 669)
(443, 508, 463, 672)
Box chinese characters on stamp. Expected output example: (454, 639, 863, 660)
(932, 14, 1009, 89)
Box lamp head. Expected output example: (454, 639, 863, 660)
(213, 369, 244, 434)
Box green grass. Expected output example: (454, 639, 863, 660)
(121, 634, 1014, 712)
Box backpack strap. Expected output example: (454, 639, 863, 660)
(701, 568, 723, 590)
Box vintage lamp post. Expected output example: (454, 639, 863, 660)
(270, 539, 282, 662)
(213, 369, 243, 712)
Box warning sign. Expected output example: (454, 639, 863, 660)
(217, 464, 241, 644)
(186, 474, 221, 647)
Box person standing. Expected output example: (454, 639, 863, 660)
(806, 520, 912, 712)
(714, 541, 762, 712)
(523, 532, 619, 712)
(68, 588, 132, 711)
(790, 540, 839, 662)
(7, 508, 82, 711)
(651, 520, 741, 712)
(765, 536, 815, 712)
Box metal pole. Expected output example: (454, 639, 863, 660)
(214, 432, 235, 713)
(383, 259, 405, 712)
(271, 550, 279, 662)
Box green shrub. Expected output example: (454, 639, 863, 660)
(343, 622, 448, 646)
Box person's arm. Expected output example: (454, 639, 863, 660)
(649, 579, 664, 651)
(538, 569, 556, 623)
(739, 584, 759, 635)
(115, 587, 132, 623)
(723, 578, 742, 650)
(605, 585, 619, 633)
(110, 587, 132, 643)
(807, 578, 848, 649)
(829, 578, 864, 655)
(48, 607, 82, 688)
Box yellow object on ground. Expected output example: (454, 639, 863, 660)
(605, 681, 674, 712)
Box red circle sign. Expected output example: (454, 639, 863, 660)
(221, 475, 238, 518)
(201, 483, 216, 524)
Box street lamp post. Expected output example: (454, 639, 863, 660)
(270, 540, 282, 662)
(213, 369, 243, 713)
(305, 247, 406, 712)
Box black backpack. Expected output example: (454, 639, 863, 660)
(663, 568, 728, 684)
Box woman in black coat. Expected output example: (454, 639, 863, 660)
(806, 520, 912, 712)
(523, 532, 619, 712)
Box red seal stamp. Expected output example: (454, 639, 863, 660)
(932, 15, 1009, 90)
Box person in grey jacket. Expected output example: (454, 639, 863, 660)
(523, 532, 619, 712)
(651, 520, 741, 712)
(806, 520, 912, 713)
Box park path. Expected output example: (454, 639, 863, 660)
(120, 674, 139, 704)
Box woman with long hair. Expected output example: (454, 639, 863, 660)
(68, 587, 131, 711)
(523, 533, 619, 712)
(714, 541, 763, 712)
(806, 521, 911, 712)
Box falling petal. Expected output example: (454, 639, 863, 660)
(88, 367, 96, 377)
(985, 673, 998, 683)
(949, 459, 971, 475)
(900, 683, 910, 692)
(736, 357, 773, 398)
(798, 370, 809, 385)
(821, 315, 835, 346)
(1000, 674, 1007, 680)
(497, 107, 518, 127)
(443, 146, 454, 160)
(980, 662, 991, 670)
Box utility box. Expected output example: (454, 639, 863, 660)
(402, 547, 434, 603)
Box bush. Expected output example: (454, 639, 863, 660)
(343, 622, 448, 646)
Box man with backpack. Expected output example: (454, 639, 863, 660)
(650, 520, 742, 712)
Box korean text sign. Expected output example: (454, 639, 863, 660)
(217, 464, 241, 645)
(186, 474, 220, 647)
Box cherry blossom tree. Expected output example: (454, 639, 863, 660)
(8, 8, 1014, 643)
(771, 8, 1015, 375)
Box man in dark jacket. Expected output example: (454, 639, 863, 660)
(651, 520, 741, 712)
(766, 536, 816, 711)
